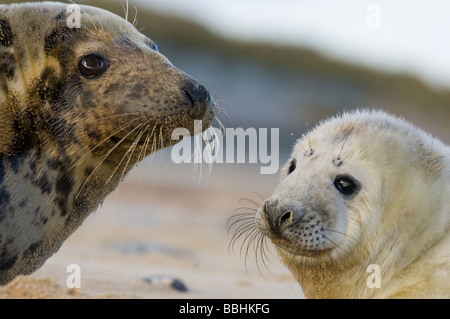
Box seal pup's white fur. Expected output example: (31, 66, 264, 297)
(257, 109, 450, 298)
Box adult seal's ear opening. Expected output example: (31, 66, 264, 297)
(0, 2, 217, 285)
(243, 109, 450, 298)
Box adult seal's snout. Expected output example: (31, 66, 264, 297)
(181, 81, 213, 120)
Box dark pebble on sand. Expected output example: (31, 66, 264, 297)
(143, 275, 189, 292)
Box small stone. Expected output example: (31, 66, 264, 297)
(143, 275, 188, 292)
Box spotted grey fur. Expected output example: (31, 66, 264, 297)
(0, 2, 216, 285)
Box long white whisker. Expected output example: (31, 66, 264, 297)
(119, 119, 151, 182)
(121, 0, 129, 31)
(132, 6, 138, 27)
(105, 123, 145, 185)
(76, 122, 144, 199)
(72, 116, 141, 170)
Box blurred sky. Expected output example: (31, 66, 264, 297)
(134, 0, 450, 89)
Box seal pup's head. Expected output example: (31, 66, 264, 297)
(0, 2, 217, 284)
(254, 109, 450, 298)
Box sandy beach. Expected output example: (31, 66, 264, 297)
(0, 159, 304, 299)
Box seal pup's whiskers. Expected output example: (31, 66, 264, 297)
(228, 197, 277, 277)
(321, 228, 358, 247)
(333, 135, 349, 166)
(296, 135, 308, 154)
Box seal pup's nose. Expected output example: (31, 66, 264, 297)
(181, 81, 213, 119)
(260, 198, 302, 235)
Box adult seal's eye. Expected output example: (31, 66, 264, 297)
(150, 42, 159, 52)
(287, 159, 296, 175)
(146, 39, 159, 52)
(334, 175, 360, 197)
(79, 54, 108, 78)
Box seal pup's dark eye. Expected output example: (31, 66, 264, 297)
(334, 175, 360, 197)
(79, 54, 108, 79)
(287, 159, 296, 175)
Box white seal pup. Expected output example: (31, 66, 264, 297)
(253, 109, 449, 298)
(0, 2, 216, 285)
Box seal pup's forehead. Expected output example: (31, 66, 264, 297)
(294, 109, 422, 153)
(290, 109, 448, 177)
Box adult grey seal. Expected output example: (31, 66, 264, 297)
(0, 2, 216, 285)
(236, 109, 450, 298)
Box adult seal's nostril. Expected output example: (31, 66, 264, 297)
(181, 82, 211, 119)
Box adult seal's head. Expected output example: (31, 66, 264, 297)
(248, 110, 450, 298)
(0, 2, 216, 285)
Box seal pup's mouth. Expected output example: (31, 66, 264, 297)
(227, 195, 339, 275)
(255, 200, 338, 259)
